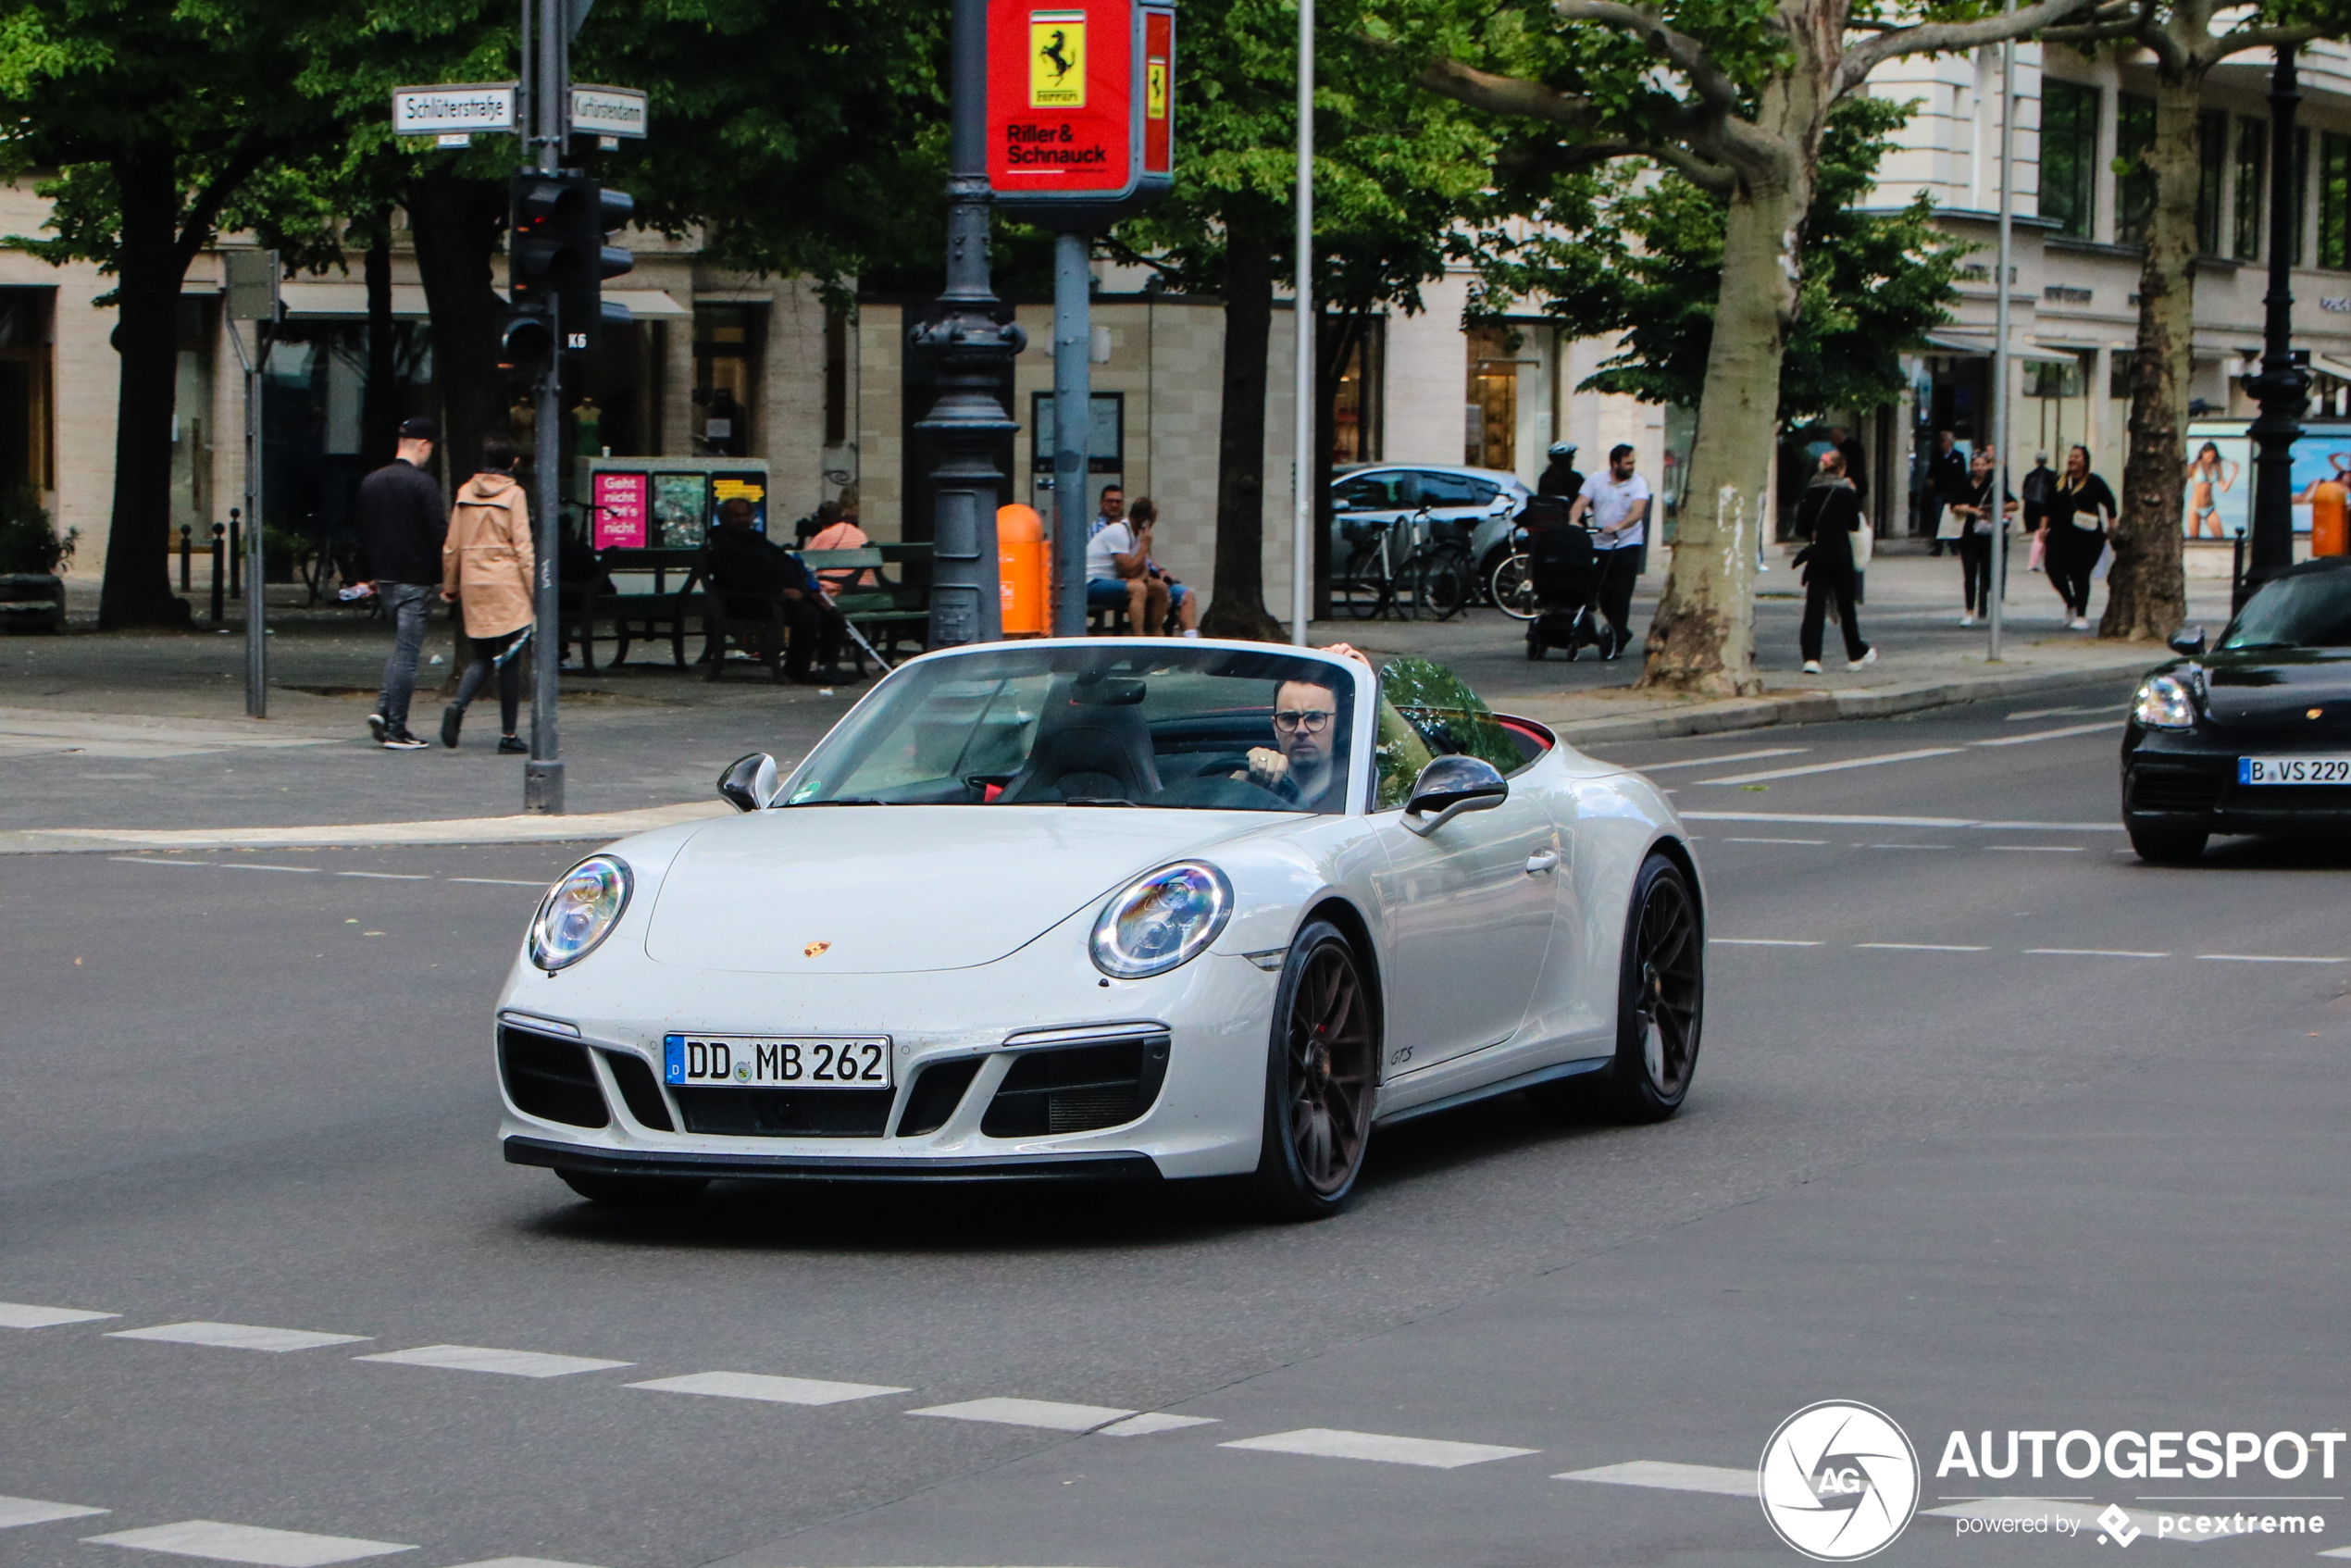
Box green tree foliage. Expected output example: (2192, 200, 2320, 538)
(1111, 0, 1499, 635)
(1470, 97, 1964, 425)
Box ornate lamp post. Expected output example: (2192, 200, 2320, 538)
(2241, 43, 2309, 608)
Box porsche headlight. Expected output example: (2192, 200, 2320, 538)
(2132, 674, 2196, 731)
(1090, 862, 1233, 979)
(529, 855, 633, 971)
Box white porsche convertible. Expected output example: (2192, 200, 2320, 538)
(496, 640, 1703, 1220)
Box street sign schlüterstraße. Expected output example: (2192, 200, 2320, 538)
(392, 83, 519, 135)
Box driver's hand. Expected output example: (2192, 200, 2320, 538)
(1242, 746, 1289, 791)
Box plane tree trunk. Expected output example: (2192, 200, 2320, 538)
(97, 147, 198, 629)
(1204, 223, 1286, 641)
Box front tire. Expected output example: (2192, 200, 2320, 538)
(1593, 853, 1704, 1123)
(2128, 824, 2208, 865)
(557, 1170, 711, 1207)
(1248, 921, 1378, 1221)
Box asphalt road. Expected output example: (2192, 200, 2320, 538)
(6, 673, 2350, 1568)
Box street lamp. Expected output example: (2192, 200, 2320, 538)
(2242, 42, 2309, 609)
(1289, 0, 1312, 646)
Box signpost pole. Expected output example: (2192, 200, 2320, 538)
(1051, 230, 1092, 638)
(1988, 13, 2014, 663)
(524, 0, 566, 812)
(1289, 0, 1312, 647)
(223, 249, 277, 719)
(2244, 43, 2308, 609)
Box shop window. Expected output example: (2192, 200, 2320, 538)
(0, 290, 55, 503)
(2116, 92, 2156, 246)
(1028, 391, 1123, 476)
(2321, 132, 2351, 270)
(824, 307, 848, 447)
(2198, 110, 2227, 255)
(1326, 316, 1382, 466)
(2295, 128, 2310, 266)
(2109, 349, 2136, 400)
(693, 305, 765, 457)
(2040, 81, 2099, 239)
(2235, 117, 2266, 260)
(2026, 358, 2084, 399)
(1463, 325, 1518, 472)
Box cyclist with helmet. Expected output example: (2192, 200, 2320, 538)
(1537, 442, 1584, 504)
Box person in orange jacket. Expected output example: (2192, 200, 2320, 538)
(438, 436, 536, 753)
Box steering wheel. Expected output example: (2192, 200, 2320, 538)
(1196, 753, 1301, 803)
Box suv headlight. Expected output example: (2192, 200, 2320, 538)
(529, 854, 633, 971)
(2132, 674, 2196, 731)
(1091, 862, 1233, 979)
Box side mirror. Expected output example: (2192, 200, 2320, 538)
(2169, 626, 2208, 657)
(1402, 754, 1509, 837)
(718, 752, 781, 813)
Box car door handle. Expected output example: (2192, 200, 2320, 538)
(1524, 850, 1560, 875)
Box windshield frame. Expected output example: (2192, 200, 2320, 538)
(773, 638, 1380, 815)
(2217, 564, 2351, 653)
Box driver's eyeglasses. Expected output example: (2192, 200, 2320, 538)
(1272, 709, 1334, 734)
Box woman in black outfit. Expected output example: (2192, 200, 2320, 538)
(2040, 444, 2117, 629)
(1794, 449, 1875, 673)
(1953, 447, 2016, 627)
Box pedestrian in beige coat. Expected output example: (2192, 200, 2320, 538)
(437, 437, 536, 752)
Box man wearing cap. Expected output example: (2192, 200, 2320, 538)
(357, 417, 448, 749)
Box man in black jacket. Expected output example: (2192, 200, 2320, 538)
(1924, 429, 1968, 557)
(357, 417, 446, 749)
(706, 498, 851, 682)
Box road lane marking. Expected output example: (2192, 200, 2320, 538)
(442, 1561, 608, 1568)
(2197, 953, 2349, 964)
(1635, 748, 1808, 773)
(0, 1497, 107, 1527)
(2028, 948, 2169, 959)
(1723, 837, 1827, 845)
(1698, 748, 1963, 785)
(626, 1372, 909, 1405)
(1856, 942, 1990, 952)
(1710, 939, 1822, 947)
(908, 1397, 1136, 1432)
(0, 1302, 118, 1328)
(1972, 721, 2118, 746)
(1859, 843, 1952, 850)
(1555, 1461, 1755, 1497)
(446, 877, 547, 887)
(1987, 844, 2085, 852)
(333, 871, 429, 880)
(83, 1523, 413, 1566)
(109, 1322, 369, 1353)
(1221, 1428, 1538, 1469)
(1098, 1412, 1222, 1436)
(355, 1344, 631, 1377)
(108, 857, 207, 868)
(217, 864, 320, 874)
(2007, 703, 2122, 721)
(1682, 812, 2122, 831)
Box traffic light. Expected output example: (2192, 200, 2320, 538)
(503, 173, 635, 363)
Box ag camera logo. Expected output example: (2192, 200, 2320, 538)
(1760, 1400, 1922, 1561)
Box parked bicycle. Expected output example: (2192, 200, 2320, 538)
(1334, 506, 1470, 620)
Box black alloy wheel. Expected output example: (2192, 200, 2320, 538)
(1250, 920, 1378, 1220)
(557, 1170, 711, 1207)
(2128, 824, 2208, 865)
(1594, 853, 1704, 1123)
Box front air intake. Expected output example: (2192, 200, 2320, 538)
(981, 1034, 1172, 1138)
(499, 1027, 610, 1128)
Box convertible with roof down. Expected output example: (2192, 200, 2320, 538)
(494, 639, 1704, 1219)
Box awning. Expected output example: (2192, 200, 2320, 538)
(277, 282, 691, 319)
(1922, 332, 2081, 365)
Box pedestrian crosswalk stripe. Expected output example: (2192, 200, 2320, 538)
(355, 1344, 630, 1378)
(0, 1302, 118, 1328)
(1220, 1428, 1537, 1469)
(1698, 748, 1961, 785)
(1555, 1460, 1755, 1496)
(909, 1397, 1137, 1432)
(1097, 1412, 1220, 1436)
(83, 1523, 414, 1566)
(109, 1323, 370, 1352)
(0, 1497, 108, 1527)
(627, 1371, 908, 1405)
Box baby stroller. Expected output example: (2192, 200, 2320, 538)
(1515, 497, 1605, 660)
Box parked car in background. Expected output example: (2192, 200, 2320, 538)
(1331, 466, 1531, 597)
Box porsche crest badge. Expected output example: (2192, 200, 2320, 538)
(803, 940, 831, 958)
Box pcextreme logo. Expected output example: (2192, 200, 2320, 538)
(1760, 1401, 1922, 1561)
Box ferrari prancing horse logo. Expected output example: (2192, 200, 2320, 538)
(1030, 10, 1086, 107)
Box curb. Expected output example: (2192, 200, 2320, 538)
(1528, 650, 2158, 745)
(1, 801, 731, 856)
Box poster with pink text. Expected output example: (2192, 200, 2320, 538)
(592, 471, 649, 549)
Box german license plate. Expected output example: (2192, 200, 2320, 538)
(2238, 756, 2351, 785)
(664, 1034, 892, 1089)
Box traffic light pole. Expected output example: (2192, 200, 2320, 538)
(1050, 229, 1090, 638)
(523, 0, 566, 812)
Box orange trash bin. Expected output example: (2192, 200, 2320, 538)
(998, 504, 1048, 634)
(2312, 479, 2349, 557)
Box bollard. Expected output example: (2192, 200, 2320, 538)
(229, 509, 243, 600)
(2232, 526, 2248, 613)
(210, 525, 226, 624)
(180, 525, 192, 592)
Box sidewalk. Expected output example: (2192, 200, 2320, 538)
(1, 552, 2193, 850)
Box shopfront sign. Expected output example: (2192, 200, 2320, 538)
(986, 0, 1174, 219)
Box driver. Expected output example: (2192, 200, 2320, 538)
(1237, 646, 1368, 811)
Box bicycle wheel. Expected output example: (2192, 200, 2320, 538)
(1416, 556, 1468, 621)
(1489, 553, 1539, 620)
(1336, 548, 1392, 619)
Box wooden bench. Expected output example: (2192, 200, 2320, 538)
(803, 545, 930, 671)
(579, 547, 705, 670)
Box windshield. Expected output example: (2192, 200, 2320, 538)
(784, 645, 1361, 813)
(2220, 568, 2351, 650)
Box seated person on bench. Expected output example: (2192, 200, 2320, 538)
(707, 497, 853, 683)
(1087, 498, 1193, 635)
